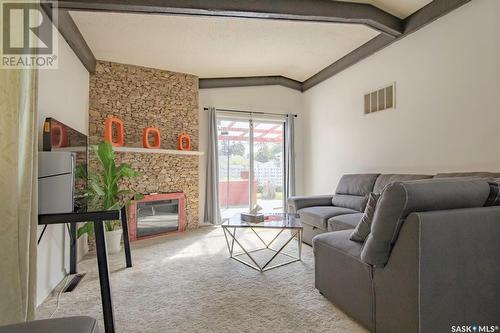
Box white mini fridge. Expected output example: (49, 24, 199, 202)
(38, 151, 75, 214)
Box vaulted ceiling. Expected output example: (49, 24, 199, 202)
(46, 0, 469, 91)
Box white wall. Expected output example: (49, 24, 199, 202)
(198, 85, 304, 222)
(302, 0, 500, 195)
(36, 28, 89, 305)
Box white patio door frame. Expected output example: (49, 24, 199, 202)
(248, 118, 255, 209)
(216, 111, 286, 212)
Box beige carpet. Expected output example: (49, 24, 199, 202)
(37, 226, 366, 333)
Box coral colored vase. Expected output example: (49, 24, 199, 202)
(143, 127, 161, 148)
(177, 134, 191, 151)
(104, 116, 124, 147)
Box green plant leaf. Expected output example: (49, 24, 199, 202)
(107, 202, 121, 210)
(109, 164, 140, 190)
(85, 140, 142, 214)
(75, 163, 87, 180)
(134, 193, 145, 201)
(105, 220, 120, 231)
(90, 180, 105, 197)
(89, 196, 100, 206)
(77, 222, 94, 238)
(97, 141, 115, 168)
(116, 163, 140, 178)
(97, 141, 116, 195)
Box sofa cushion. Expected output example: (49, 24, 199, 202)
(298, 206, 359, 230)
(0, 317, 99, 333)
(335, 173, 380, 196)
(328, 213, 363, 231)
(313, 230, 364, 260)
(331, 194, 367, 212)
(350, 193, 380, 242)
(373, 174, 433, 194)
(485, 180, 500, 206)
(332, 173, 379, 211)
(361, 178, 490, 267)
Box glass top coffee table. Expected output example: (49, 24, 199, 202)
(221, 213, 303, 272)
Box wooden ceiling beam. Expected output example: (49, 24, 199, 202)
(41, 2, 96, 73)
(199, 76, 303, 92)
(56, 0, 404, 37)
(301, 0, 472, 91)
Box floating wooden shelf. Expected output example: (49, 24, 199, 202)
(113, 147, 204, 156)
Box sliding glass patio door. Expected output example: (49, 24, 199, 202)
(217, 114, 285, 219)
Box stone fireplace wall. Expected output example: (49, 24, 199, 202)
(89, 61, 200, 228)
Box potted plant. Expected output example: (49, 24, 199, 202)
(76, 140, 142, 254)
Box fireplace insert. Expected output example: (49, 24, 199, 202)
(129, 193, 186, 241)
(136, 199, 179, 238)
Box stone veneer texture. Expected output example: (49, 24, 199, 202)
(89, 61, 200, 228)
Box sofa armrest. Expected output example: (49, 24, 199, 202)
(373, 207, 500, 333)
(287, 195, 333, 213)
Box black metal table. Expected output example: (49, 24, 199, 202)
(38, 206, 132, 333)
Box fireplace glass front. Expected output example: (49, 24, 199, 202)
(136, 199, 179, 238)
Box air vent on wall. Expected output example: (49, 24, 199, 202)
(364, 83, 395, 114)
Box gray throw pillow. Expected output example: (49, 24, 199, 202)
(350, 193, 380, 242)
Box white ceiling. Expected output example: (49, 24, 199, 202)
(70, 1, 431, 80)
(70, 11, 379, 81)
(339, 0, 432, 18)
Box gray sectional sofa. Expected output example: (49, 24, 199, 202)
(288, 172, 500, 332)
(288, 173, 434, 245)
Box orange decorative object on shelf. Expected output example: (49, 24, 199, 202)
(51, 123, 69, 148)
(177, 134, 191, 151)
(104, 115, 124, 147)
(143, 127, 161, 148)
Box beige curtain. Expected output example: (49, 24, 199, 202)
(0, 66, 38, 324)
(204, 107, 221, 224)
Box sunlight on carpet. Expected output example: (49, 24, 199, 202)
(37, 226, 366, 333)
